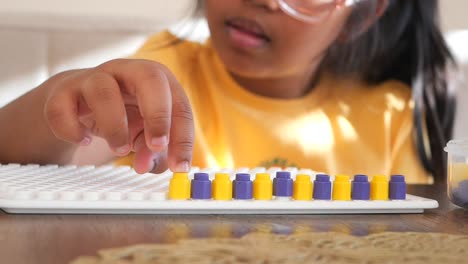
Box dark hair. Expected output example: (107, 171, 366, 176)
(322, 0, 456, 183)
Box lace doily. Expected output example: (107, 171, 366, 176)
(71, 232, 468, 264)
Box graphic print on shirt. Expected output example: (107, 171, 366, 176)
(259, 157, 298, 168)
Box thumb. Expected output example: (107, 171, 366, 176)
(133, 133, 168, 174)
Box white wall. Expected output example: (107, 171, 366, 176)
(0, 0, 196, 32)
(440, 0, 468, 139)
(0, 0, 199, 107)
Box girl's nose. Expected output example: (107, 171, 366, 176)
(243, 0, 280, 11)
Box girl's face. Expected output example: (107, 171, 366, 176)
(204, 0, 352, 79)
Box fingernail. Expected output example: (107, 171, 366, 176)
(80, 136, 92, 146)
(151, 136, 168, 149)
(115, 144, 131, 155)
(174, 161, 190, 172)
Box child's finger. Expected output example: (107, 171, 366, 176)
(80, 71, 130, 156)
(126, 105, 145, 149)
(44, 87, 89, 145)
(164, 71, 194, 173)
(99, 59, 173, 154)
(134, 67, 173, 154)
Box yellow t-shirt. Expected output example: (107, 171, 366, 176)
(117, 31, 430, 183)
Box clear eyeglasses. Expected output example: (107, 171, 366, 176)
(277, 0, 365, 23)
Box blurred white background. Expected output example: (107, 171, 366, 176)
(0, 0, 466, 137)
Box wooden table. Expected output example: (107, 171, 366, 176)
(0, 184, 466, 264)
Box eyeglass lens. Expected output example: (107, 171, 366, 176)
(277, 0, 342, 23)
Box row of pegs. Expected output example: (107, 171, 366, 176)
(168, 171, 406, 201)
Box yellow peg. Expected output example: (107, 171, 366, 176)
(253, 173, 273, 200)
(370, 175, 389, 200)
(332, 174, 351, 201)
(168, 172, 190, 200)
(212, 173, 232, 200)
(293, 174, 313, 201)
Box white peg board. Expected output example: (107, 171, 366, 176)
(0, 164, 438, 214)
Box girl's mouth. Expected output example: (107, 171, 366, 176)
(225, 17, 271, 50)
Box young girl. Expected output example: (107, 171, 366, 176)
(0, 0, 455, 184)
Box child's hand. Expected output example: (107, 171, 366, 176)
(44, 59, 194, 173)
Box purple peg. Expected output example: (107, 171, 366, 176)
(452, 180, 468, 208)
(313, 174, 332, 200)
(274, 171, 293, 197)
(191, 173, 211, 199)
(389, 175, 406, 200)
(233, 173, 253, 200)
(351, 174, 370, 200)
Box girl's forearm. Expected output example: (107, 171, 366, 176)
(0, 77, 78, 165)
